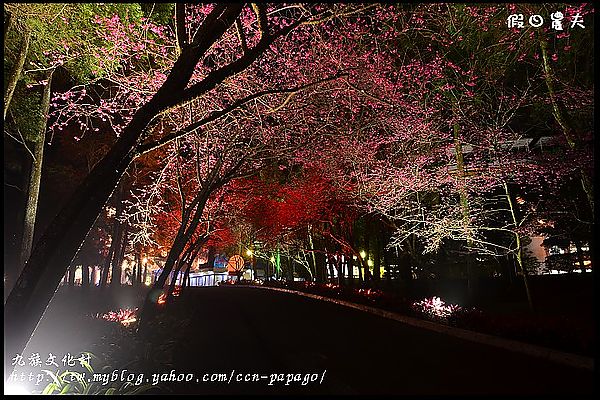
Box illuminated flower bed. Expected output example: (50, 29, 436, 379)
(411, 296, 462, 323)
(96, 307, 138, 327)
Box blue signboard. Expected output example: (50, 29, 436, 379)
(214, 254, 228, 270)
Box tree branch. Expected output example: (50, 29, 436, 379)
(151, 4, 242, 100)
(251, 3, 269, 38)
(174, 3, 188, 51)
(136, 72, 348, 156)
(189, 4, 229, 48)
(234, 16, 248, 54)
(176, 12, 309, 107)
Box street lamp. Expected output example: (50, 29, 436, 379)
(360, 250, 366, 259)
(246, 249, 254, 280)
(269, 256, 276, 281)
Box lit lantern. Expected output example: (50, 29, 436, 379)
(227, 255, 245, 273)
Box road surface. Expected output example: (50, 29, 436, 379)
(157, 286, 594, 395)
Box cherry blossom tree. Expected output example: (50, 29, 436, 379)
(7, 3, 374, 365)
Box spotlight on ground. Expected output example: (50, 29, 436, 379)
(4, 384, 30, 395)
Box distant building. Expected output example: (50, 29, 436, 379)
(188, 268, 229, 286)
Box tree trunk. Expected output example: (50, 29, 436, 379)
(142, 263, 148, 286)
(68, 265, 76, 287)
(325, 252, 333, 282)
(116, 227, 129, 285)
(181, 264, 192, 293)
(3, 11, 12, 43)
(383, 247, 392, 287)
(540, 36, 594, 215)
(4, 30, 30, 120)
(399, 248, 413, 296)
(504, 182, 534, 312)
(566, 245, 575, 274)
(137, 252, 143, 285)
(373, 225, 381, 285)
(338, 254, 345, 286)
(110, 221, 127, 286)
(17, 69, 54, 273)
(266, 257, 270, 282)
(207, 246, 216, 272)
(6, 105, 139, 359)
(365, 228, 371, 285)
(289, 256, 294, 281)
(81, 265, 89, 287)
(100, 186, 125, 287)
(100, 258, 111, 288)
(167, 258, 185, 298)
(505, 254, 514, 286)
(453, 106, 476, 301)
(154, 186, 211, 290)
(314, 250, 326, 283)
(139, 186, 212, 332)
(574, 240, 587, 274)
(346, 253, 353, 286)
(132, 262, 137, 287)
(357, 254, 363, 285)
(170, 240, 204, 296)
(132, 248, 141, 287)
(307, 226, 317, 281)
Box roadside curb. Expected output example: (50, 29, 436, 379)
(230, 285, 594, 371)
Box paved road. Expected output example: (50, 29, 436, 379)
(162, 286, 594, 395)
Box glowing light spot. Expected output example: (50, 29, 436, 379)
(4, 384, 30, 395)
(148, 288, 162, 303)
(96, 308, 138, 327)
(412, 297, 462, 322)
(359, 250, 366, 259)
